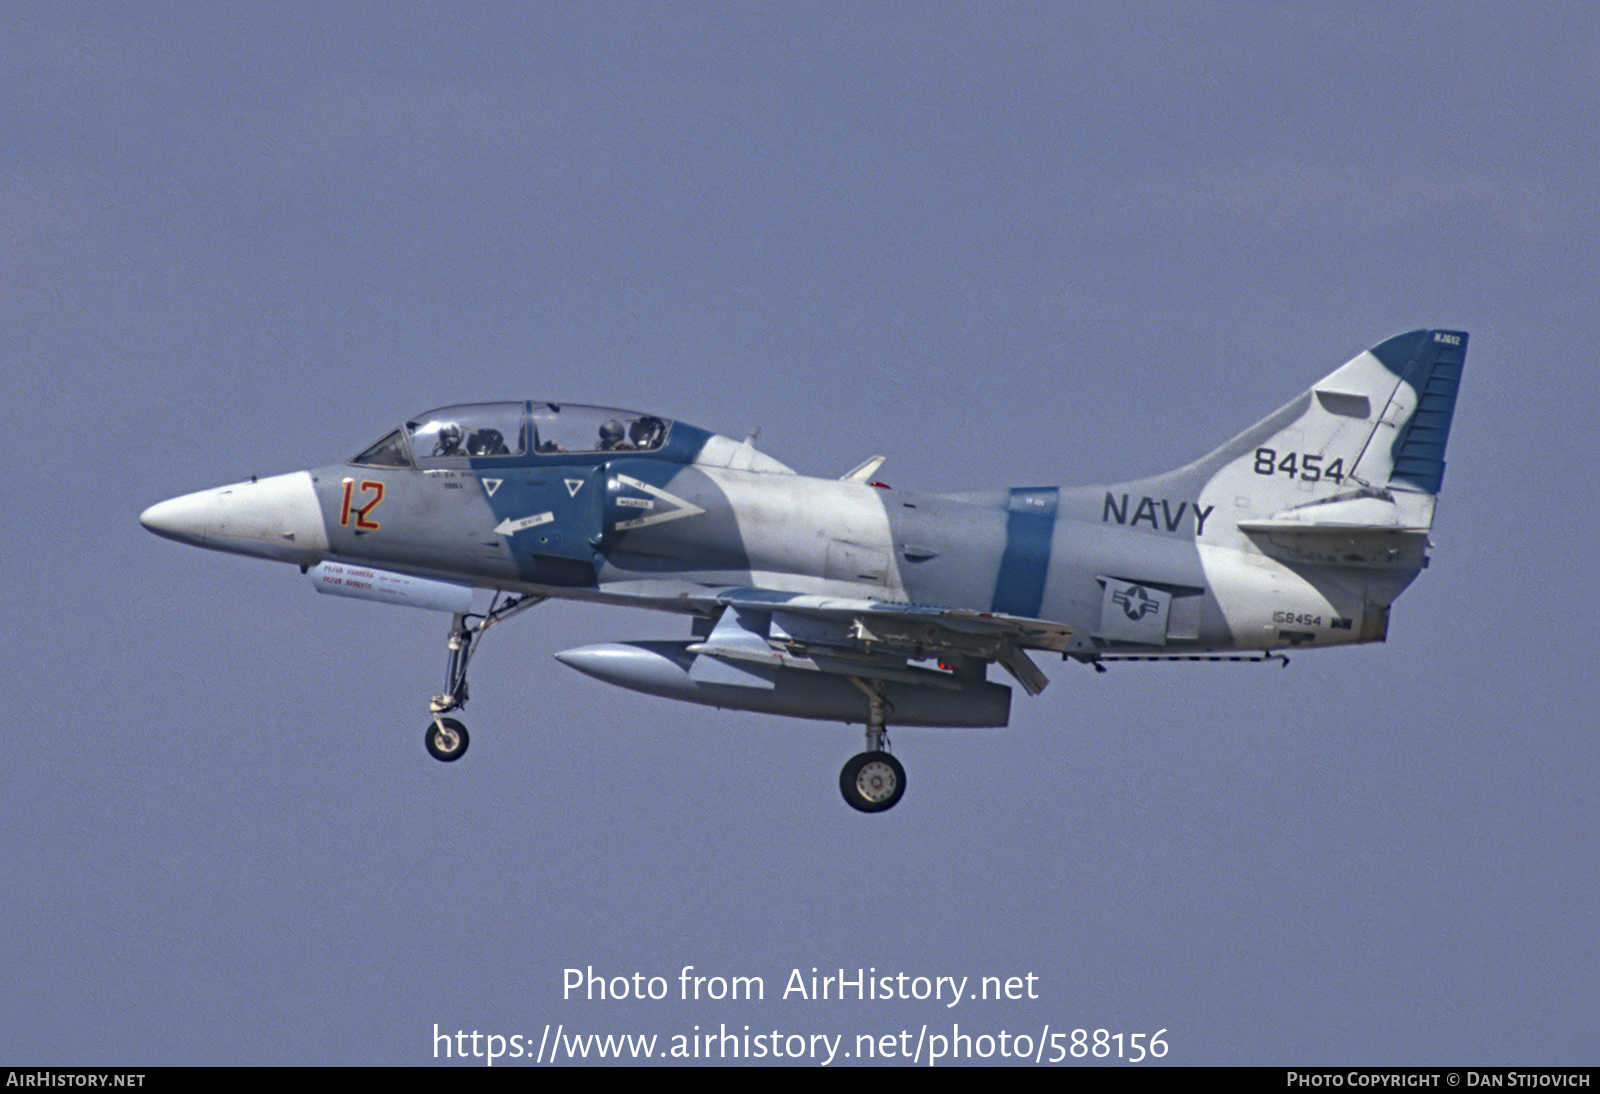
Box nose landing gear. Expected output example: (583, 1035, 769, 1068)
(422, 592, 543, 763)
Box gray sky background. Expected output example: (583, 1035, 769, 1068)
(3, 2, 1595, 1066)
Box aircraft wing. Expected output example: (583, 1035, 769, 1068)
(680, 586, 1072, 696)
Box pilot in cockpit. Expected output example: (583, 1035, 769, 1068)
(466, 428, 508, 456)
(432, 423, 464, 456)
(598, 420, 633, 451)
(629, 416, 662, 449)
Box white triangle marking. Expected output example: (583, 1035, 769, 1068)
(483, 478, 502, 497)
(565, 479, 584, 497)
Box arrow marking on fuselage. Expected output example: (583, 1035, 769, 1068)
(494, 511, 555, 535)
(613, 474, 705, 531)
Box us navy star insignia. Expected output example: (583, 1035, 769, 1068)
(1114, 584, 1157, 621)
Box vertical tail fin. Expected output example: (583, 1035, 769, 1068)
(1089, 330, 1468, 648)
(1161, 330, 1469, 541)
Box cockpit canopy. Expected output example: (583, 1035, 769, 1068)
(353, 401, 673, 468)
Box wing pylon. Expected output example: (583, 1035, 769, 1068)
(690, 588, 1071, 696)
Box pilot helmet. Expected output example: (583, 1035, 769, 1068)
(599, 419, 625, 447)
(629, 417, 659, 446)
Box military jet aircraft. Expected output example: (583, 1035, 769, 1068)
(140, 329, 1467, 812)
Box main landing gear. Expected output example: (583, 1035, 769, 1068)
(840, 750, 906, 813)
(840, 678, 907, 813)
(424, 592, 543, 763)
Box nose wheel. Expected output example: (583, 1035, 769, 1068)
(426, 717, 469, 762)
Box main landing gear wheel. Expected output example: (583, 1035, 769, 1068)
(840, 750, 906, 813)
(426, 717, 470, 762)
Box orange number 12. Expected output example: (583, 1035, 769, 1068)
(339, 478, 384, 530)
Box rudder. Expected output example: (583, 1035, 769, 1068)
(1364, 329, 1468, 496)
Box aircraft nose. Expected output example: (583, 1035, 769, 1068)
(140, 471, 331, 564)
(139, 493, 207, 542)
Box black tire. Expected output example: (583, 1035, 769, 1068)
(426, 717, 470, 762)
(839, 750, 906, 813)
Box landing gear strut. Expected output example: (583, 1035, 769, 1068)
(423, 592, 543, 763)
(840, 678, 906, 813)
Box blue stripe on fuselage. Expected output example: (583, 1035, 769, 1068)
(991, 487, 1058, 617)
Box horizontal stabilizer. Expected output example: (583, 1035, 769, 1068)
(1237, 490, 1436, 534)
(1238, 491, 1434, 568)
